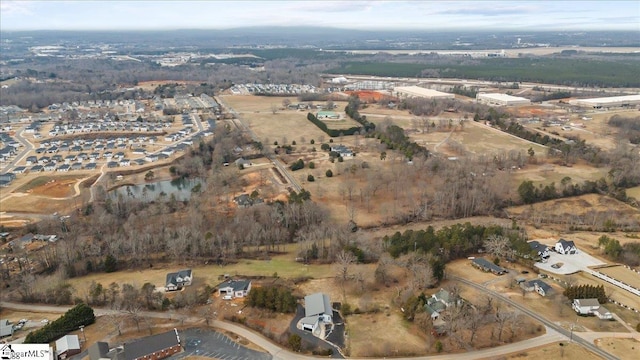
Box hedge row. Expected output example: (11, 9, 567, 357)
(24, 303, 96, 344)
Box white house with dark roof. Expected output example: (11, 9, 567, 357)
(164, 269, 193, 291)
(218, 279, 252, 299)
(555, 239, 577, 255)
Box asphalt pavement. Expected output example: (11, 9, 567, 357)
(171, 328, 271, 360)
(289, 304, 344, 358)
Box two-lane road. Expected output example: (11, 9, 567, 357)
(451, 276, 619, 360)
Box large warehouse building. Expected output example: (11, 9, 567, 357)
(570, 94, 640, 108)
(394, 86, 455, 100)
(476, 93, 531, 106)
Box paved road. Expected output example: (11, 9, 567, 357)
(451, 276, 619, 360)
(1, 127, 34, 173)
(216, 96, 302, 192)
(1, 300, 601, 360)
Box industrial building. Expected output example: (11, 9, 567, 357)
(570, 94, 640, 108)
(476, 93, 531, 106)
(394, 86, 455, 100)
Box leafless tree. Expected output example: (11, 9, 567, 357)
(484, 235, 511, 259)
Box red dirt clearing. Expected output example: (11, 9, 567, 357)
(344, 90, 392, 103)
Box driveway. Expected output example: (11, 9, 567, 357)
(289, 305, 344, 358)
(535, 249, 606, 275)
(171, 328, 271, 360)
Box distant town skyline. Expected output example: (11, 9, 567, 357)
(1, 0, 638, 32)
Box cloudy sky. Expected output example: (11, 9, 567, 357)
(1, 1, 638, 31)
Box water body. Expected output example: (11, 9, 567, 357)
(111, 177, 203, 202)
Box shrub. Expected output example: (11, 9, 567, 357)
(104, 254, 117, 273)
(307, 174, 315, 182)
(308, 161, 315, 169)
(292, 140, 297, 145)
(310, 139, 315, 144)
(24, 303, 95, 344)
(435, 340, 443, 353)
(325, 169, 333, 177)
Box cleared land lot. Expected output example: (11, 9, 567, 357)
(449, 121, 548, 155)
(221, 95, 329, 143)
(595, 337, 640, 360)
(499, 341, 601, 360)
(510, 163, 610, 187)
(348, 312, 428, 357)
(598, 266, 640, 290)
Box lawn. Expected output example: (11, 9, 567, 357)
(500, 341, 601, 360)
(348, 312, 428, 357)
(448, 121, 548, 155)
(595, 337, 640, 360)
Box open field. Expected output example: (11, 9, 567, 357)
(0, 192, 88, 214)
(627, 186, 640, 201)
(448, 121, 548, 155)
(348, 312, 428, 357)
(498, 341, 601, 360)
(18, 175, 84, 198)
(221, 95, 329, 143)
(597, 266, 640, 291)
(510, 163, 610, 187)
(595, 337, 640, 360)
(507, 194, 640, 225)
(524, 108, 639, 151)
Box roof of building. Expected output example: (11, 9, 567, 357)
(122, 330, 180, 360)
(55, 334, 80, 354)
(574, 298, 600, 307)
(557, 239, 575, 248)
(529, 241, 549, 252)
(528, 279, 552, 293)
(432, 289, 451, 304)
(394, 86, 454, 99)
(476, 93, 530, 103)
(304, 292, 332, 317)
(594, 306, 611, 315)
(472, 257, 507, 273)
(573, 94, 640, 106)
(88, 341, 110, 360)
(218, 279, 251, 292)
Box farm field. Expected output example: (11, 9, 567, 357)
(510, 163, 610, 187)
(597, 266, 640, 290)
(448, 120, 548, 155)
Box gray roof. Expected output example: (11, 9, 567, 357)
(123, 330, 180, 360)
(88, 342, 110, 360)
(558, 238, 575, 248)
(304, 292, 332, 317)
(574, 298, 600, 307)
(218, 279, 251, 292)
(528, 279, 552, 293)
(472, 257, 507, 273)
(55, 334, 80, 354)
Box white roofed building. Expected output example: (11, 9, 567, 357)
(394, 86, 455, 100)
(476, 93, 531, 106)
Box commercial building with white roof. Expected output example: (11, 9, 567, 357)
(570, 94, 640, 108)
(476, 93, 531, 106)
(394, 86, 455, 99)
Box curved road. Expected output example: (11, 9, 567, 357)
(451, 276, 618, 360)
(0, 301, 599, 360)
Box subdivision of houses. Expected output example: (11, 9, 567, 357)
(471, 257, 507, 275)
(572, 298, 612, 320)
(555, 239, 578, 255)
(164, 269, 193, 291)
(300, 292, 333, 332)
(218, 279, 252, 299)
(88, 329, 182, 360)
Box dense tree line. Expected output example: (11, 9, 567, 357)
(608, 115, 640, 144)
(24, 303, 95, 344)
(245, 286, 297, 313)
(563, 284, 607, 304)
(371, 124, 430, 160)
(344, 95, 376, 132)
(306, 112, 362, 137)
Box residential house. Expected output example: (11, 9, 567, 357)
(71, 163, 83, 171)
(26, 156, 38, 165)
(88, 330, 181, 360)
(57, 164, 70, 172)
(555, 239, 577, 255)
(13, 166, 26, 174)
(471, 257, 507, 275)
(234, 194, 263, 208)
(119, 159, 131, 167)
(165, 269, 193, 291)
(528, 241, 550, 262)
(330, 144, 354, 158)
(572, 298, 601, 315)
(218, 279, 252, 299)
(316, 111, 340, 120)
(31, 165, 44, 172)
(85, 163, 97, 170)
(0, 319, 13, 337)
(594, 307, 613, 320)
(55, 334, 81, 359)
(44, 163, 57, 171)
(424, 289, 454, 320)
(234, 158, 251, 168)
(300, 293, 333, 332)
(521, 279, 553, 297)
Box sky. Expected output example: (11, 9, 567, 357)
(1, 0, 639, 32)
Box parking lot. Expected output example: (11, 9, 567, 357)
(535, 250, 606, 275)
(170, 328, 271, 360)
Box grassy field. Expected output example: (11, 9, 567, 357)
(576, 272, 640, 312)
(222, 95, 329, 144)
(595, 337, 640, 360)
(449, 121, 548, 155)
(65, 252, 334, 296)
(598, 266, 640, 290)
(499, 341, 602, 360)
(627, 186, 640, 201)
(348, 312, 428, 357)
(16, 175, 85, 193)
